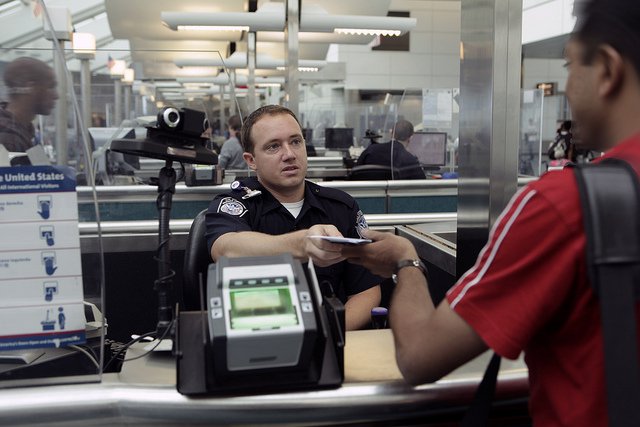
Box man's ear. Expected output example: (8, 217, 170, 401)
(243, 152, 257, 170)
(596, 45, 625, 98)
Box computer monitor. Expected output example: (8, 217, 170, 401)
(407, 132, 447, 168)
(324, 128, 354, 151)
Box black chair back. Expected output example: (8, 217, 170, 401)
(348, 164, 393, 180)
(182, 209, 211, 311)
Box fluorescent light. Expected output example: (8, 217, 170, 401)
(301, 13, 415, 35)
(277, 66, 319, 72)
(335, 28, 401, 36)
(162, 3, 285, 32)
(176, 25, 249, 32)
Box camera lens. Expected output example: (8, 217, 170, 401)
(160, 107, 181, 128)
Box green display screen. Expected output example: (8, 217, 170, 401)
(229, 287, 299, 330)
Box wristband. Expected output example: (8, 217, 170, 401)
(392, 259, 428, 284)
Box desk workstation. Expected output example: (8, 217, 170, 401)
(0, 330, 529, 426)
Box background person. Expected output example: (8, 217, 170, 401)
(217, 114, 247, 170)
(205, 105, 381, 330)
(547, 119, 575, 168)
(0, 57, 58, 152)
(342, 0, 640, 424)
(355, 119, 426, 179)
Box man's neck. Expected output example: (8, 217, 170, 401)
(6, 101, 34, 126)
(392, 139, 409, 149)
(259, 179, 306, 204)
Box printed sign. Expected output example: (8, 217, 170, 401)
(0, 166, 85, 350)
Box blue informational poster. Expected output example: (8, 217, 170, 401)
(0, 166, 86, 350)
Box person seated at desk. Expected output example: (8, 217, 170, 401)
(354, 119, 426, 180)
(217, 114, 247, 170)
(0, 57, 58, 152)
(205, 105, 381, 331)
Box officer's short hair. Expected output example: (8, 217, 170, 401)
(241, 105, 303, 154)
(393, 119, 414, 142)
(573, 0, 640, 75)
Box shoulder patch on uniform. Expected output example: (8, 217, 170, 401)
(217, 197, 247, 217)
(356, 210, 368, 238)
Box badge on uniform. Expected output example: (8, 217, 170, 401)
(356, 210, 368, 238)
(218, 197, 247, 217)
(231, 180, 262, 200)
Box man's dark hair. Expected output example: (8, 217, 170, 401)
(227, 114, 242, 132)
(572, 0, 640, 74)
(3, 57, 54, 96)
(392, 119, 414, 142)
(240, 105, 302, 153)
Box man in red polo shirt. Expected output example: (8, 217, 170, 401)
(342, 0, 640, 425)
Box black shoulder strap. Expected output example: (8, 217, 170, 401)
(460, 352, 501, 427)
(574, 159, 640, 427)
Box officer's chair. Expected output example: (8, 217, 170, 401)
(348, 164, 393, 180)
(182, 209, 210, 311)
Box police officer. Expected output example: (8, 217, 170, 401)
(206, 105, 381, 330)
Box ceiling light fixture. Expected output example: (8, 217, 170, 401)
(301, 12, 415, 36)
(176, 25, 249, 32)
(175, 53, 326, 71)
(162, 2, 414, 36)
(162, 3, 285, 32)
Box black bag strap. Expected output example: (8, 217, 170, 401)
(574, 159, 640, 427)
(460, 352, 501, 427)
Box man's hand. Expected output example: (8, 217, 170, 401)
(303, 224, 346, 267)
(341, 229, 418, 277)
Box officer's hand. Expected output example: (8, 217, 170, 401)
(342, 229, 418, 277)
(304, 224, 346, 267)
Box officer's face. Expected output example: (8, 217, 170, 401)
(243, 113, 308, 195)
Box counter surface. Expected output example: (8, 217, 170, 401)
(0, 330, 529, 426)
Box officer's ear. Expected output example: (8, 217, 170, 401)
(243, 152, 257, 170)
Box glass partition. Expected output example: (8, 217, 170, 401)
(299, 87, 459, 181)
(0, 13, 106, 387)
(519, 88, 544, 176)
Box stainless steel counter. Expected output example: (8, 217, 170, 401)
(76, 179, 458, 204)
(0, 330, 528, 426)
(79, 213, 457, 253)
(397, 221, 457, 276)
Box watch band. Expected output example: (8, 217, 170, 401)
(392, 259, 428, 284)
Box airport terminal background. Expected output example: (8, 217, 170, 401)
(0, 0, 582, 425)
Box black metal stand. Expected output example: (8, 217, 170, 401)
(155, 160, 176, 336)
(109, 128, 217, 338)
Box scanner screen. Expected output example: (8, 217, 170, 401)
(229, 287, 299, 330)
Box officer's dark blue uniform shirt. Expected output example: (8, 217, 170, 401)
(205, 177, 380, 303)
